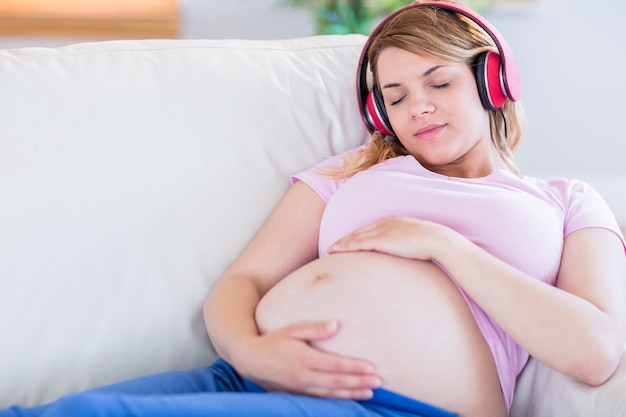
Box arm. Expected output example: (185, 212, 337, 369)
(329, 217, 626, 385)
(437, 225, 626, 385)
(203, 181, 381, 399)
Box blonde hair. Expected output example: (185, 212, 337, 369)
(336, 0, 526, 178)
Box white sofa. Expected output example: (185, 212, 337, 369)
(0, 34, 624, 416)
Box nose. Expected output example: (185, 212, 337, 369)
(409, 91, 434, 118)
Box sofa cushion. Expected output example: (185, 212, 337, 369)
(0, 35, 370, 407)
(510, 346, 626, 417)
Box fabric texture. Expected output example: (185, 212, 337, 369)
(292, 145, 626, 410)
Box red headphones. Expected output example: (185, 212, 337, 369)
(356, 1, 522, 137)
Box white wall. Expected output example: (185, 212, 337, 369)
(484, 0, 626, 225)
(1, 0, 624, 223)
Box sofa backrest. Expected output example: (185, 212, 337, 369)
(0, 35, 369, 407)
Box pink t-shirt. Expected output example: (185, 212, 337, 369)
(292, 146, 625, 410)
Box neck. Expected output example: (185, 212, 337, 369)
(422, 146, 509, 179)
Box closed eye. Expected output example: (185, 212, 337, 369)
(389, 96, 405, 106)
(433, 82, 450, 89)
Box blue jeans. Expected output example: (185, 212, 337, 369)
(0, 359, 458, 417)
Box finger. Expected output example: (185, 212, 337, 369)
(329, 234, 381, 253)
(309, 349, 378, 375)
(292, 368, 382, 399)
(286, 320, 340, 341)
(264, 379, 376, 401)
(286, 322, 380, 375)
(304, 386, 377, 400)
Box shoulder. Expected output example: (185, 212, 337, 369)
(290, 145, 367, 203)
(523, 175, 624, 245)
(523, 176, 608, 215)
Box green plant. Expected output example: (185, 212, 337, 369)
(279, 0, 494, 35)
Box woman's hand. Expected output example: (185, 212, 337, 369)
(328, 216, 453, 260)
(239, 320, 382, 399)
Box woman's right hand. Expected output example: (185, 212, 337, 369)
(238, 320, 382, 400)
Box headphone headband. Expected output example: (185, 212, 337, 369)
(356, 1, 521, 135)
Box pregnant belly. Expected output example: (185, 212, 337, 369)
(255, 251, 506, 417)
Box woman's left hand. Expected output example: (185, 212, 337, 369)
(328, 216, 453, 260)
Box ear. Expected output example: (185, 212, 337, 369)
(365, 84, 395, 137)
(474, 51, 507, 110)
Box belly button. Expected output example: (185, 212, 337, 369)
(312, 272, 332, 285)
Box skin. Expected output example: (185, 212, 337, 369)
(204, 46, 626, 405)
(376, 47, 500, 178)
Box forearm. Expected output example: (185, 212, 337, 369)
(203, 273, 262, 366)
(435, 229, 624, 384)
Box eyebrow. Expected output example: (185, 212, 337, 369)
(381, 65, 444, 89)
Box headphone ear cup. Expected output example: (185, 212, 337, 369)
(365, 84, 395, 137)
(474, 51, 507, 110)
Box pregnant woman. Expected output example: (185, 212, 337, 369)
(210, 1, 625, 416)
(3, 1, 624, 417)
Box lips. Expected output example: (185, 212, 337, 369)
(415, 124, 445, 140)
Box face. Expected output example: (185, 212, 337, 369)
(376, 46, 497, 178)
